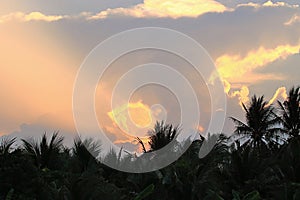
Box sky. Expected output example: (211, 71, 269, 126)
(0, 0, 299, 152)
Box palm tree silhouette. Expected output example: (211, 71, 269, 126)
(230, 95, 281, 148)
(21, 132, 64, 169)
(278, 86, 300, 138)
(137, 121, 180, 152)
(72, 138, 98, 172)
(0, 137, 16, 157)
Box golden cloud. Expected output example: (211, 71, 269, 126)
(230, 85, 250, 106)
(266, 87, 287, 107)
(210, 43, 300, 107)
(0, 12, 64, 23)
(89, 0, 228, 19)
(108, 101, 152, 132)
(128, 101, 152, 128)
(108, 101, 154, 153)
(211, 44, 300, 83)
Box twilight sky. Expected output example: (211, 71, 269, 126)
(0, 0, 299, 151)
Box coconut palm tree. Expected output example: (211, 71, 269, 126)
(21, 132, 64, 169)
(278, 86, 300, 138)
(230, 95, 281, 148)
(149, 121, 180, 152)
(72, 138, 101, 172)
(0, 137, 16, 156)
(137, 121, 180, 152)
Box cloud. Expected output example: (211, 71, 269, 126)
(106, 100, 163, 141)
(106, 100, 173, 152)
(285, 14, 300, 25)
(106, 100, 156, 153)
(108, 101, 153, 132)
(237, 0, 299, 9)
(210, 43, 299, 107)
(211, 43, 300, 84)
(2, 1, 298, 23)
(262, 1, 298, 8)
(114, 137, 150, 153)
(0, 11, 67, 23)
(266, 86, 287, 107)
(88, 0, 228, 19)
(229, 84, 250, 106)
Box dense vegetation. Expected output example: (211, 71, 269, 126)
(0, 86, 299, 200)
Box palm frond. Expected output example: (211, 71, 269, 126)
(0, 137, 16, 155)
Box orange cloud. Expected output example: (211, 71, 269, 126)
(0, 12, 65, 23)
(108, 101, 153, 132)
(230, 86, 250, 106)
(213, 44, 300, 82)
(220, 80, 250, 106)
(129, 102, 152, 128)
(266, 87, 288, 107)
(88, 0, 228, 19)
(210, 43, 299, 107)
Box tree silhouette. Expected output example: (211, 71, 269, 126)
(0, 137, 16, 157)
(72, 138, 99, 172)
(148, 121, 180, 152)
(230, 95, 281, 148)
(21, 132, 64, 169)
(2, 87, 300, 199)
(278, 86, 300, 138)
(137, 121, 180, 152)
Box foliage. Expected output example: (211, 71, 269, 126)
(0, 86, 299, 199)
(230, 95, 282, 149)
(278, 86, 300, 138)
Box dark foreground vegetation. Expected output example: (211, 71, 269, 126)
(0, 86, 299, 200)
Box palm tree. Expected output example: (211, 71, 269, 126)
(0, 137, 16, 156)
(230, 95, 281, 148)
(21, 132, 64, 169)
(137, 121, 180, 152)
(278, 86, 300, 138)
(148, 121, 180, 152)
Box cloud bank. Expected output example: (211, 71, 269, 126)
(88, 0, 228, 19)
(0, 0, 299, 23)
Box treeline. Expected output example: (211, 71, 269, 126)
(0, 86, 299, 200)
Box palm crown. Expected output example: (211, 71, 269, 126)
(278, 86, 300, 138)
(230, 95, 281, 147)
